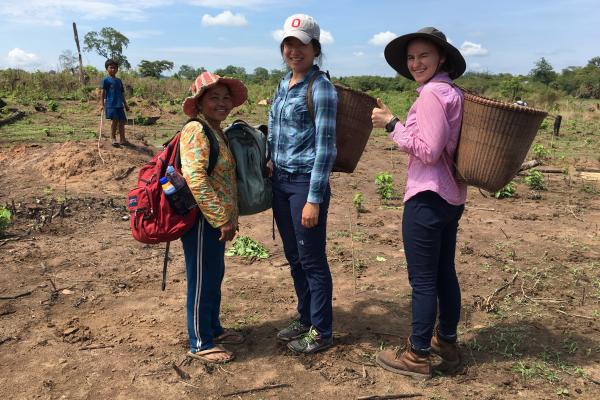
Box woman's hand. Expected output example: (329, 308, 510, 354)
(371, 98, 395, 129)
(218, 221, 236, 242)
(301, 202, 320, 228)
(266, 160, 273, 178)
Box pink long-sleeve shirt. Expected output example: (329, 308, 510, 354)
(390, 72, 467, 206)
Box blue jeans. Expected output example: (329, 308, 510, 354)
(272, 168, 333, 338)
(181, 216, 225, 352)
(402, 191, 464, 351)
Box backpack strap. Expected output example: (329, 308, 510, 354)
(306, 70, 331, 121)
(177, 118, 220, 176)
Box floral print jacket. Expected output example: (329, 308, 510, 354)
(179, 119, 238, 228)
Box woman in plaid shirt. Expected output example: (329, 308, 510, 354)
(268, 14, 338, 354)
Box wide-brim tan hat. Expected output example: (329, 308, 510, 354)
(182, 71, 248, 117)
(384, 27, 466, 80)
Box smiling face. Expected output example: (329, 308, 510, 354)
(282, 36, 317, 76)
(198, 83, 233, 126)
(406, 39, 446, 84)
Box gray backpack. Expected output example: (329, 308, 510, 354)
(224, 120, 272, 216)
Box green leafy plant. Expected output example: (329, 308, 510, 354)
(352, 192, 364, 214)
(524, 169, 547, 190)
(47, 100, 58, 112)
(375, 172, 394, 201)
(494, 181, 517, 199)
(0, 207, 12, 233)
(532, 143, 550, 159)
(225, 236, 269, 259)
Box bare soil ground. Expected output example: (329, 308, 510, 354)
(1, 126, 599, 399)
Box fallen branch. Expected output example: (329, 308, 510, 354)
(517, 167, 565, 176)
(0, 336, 18, 345)
(372, 331, 403, 338)
(575, 167, 600, 173)
(0, 237, 22, 246)
(476, 272, 518, 312)
(0, 110, 26, 126)
(179, 380, 203, 390)
(223, 383, 291, 397)
(172, 363, 190, 380)
(0, 290, 32, 300)
(114, 166, 135, 181)
(565, 206, 584, 222)
(519, 159, 541, 171)
(79, 344, 114, 351)
(357, 394, 423, 400)
(554, 309, 596, 321)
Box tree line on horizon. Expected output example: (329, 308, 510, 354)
(3, 26, 600, 101)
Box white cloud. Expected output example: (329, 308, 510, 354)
(320, 29, 334, 45)
(369, 31, 397, 46)
(188, 0, 271, 8)
(6, 48, 40, 67)
(0, 0, 171, 26)
(271, 29, 284, 42)
(123, 29, 162, 39)
(353, 51, 365, 57)
(202, 10, 248, 27)
(460, 41, 489, 56)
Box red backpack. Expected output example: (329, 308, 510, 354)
(127, 118, 218, 244)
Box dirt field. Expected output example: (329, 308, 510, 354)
(1, 124, 599, 399)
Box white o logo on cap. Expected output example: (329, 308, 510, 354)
(292, 18, 301, 28)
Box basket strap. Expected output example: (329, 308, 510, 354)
(305, 70, 329, 122)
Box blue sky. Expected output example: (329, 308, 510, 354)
(1, 0, 598, 77)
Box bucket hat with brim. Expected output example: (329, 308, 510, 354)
(384, 27, 466, 81)
(182, 72, 248, 117)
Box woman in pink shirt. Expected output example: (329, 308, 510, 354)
(371, 27, 467, 379)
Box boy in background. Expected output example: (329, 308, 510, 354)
(100, 59, 131, 147)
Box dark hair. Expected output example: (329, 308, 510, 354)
(280, 38, 323, 65)
(105, 59, 118, 69)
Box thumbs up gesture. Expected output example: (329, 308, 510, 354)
(371, 98, 395, 129)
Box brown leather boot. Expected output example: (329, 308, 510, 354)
(430, 328, 461, 372)
(376, 339, 431, 379)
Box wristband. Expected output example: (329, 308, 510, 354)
(385, 117, 399, 133)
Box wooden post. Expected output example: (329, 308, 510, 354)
(72, 22, 85, 84)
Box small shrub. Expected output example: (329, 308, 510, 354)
(532, 143, 550, 160)
(47, 100, 58, 112)
(494, 181, 517, 199)
(0, 207, 11, 233)
(524, 170, 546, 190)
(375, 172, 394, 200)
(352, 192, 364, 213)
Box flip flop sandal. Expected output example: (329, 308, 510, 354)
(187, 345, 235, 364)
(119, 141, 132, 147)
(214, 330, 245, 345)
(111, 141, 120, 148)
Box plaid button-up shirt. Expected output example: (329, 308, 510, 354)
(268, 65, 337, 204)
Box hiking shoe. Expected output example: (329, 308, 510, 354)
(430, 327, 461, 372)
(277, 319, 310, 342)
(287, 327, 333, 354)
(376, 339, 432, 379)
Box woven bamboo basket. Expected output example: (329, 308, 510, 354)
(455, 93, 548, 192)
(330, 84, 378, 173)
